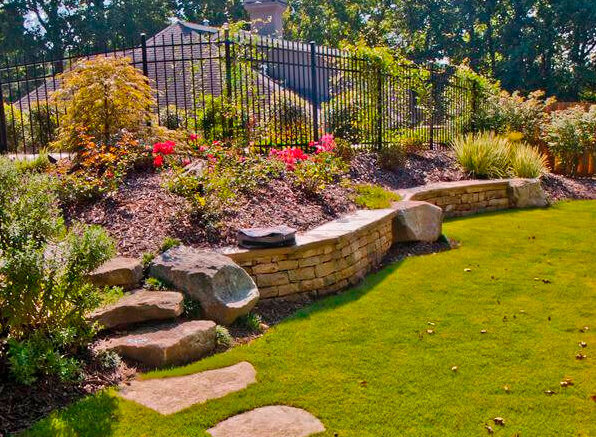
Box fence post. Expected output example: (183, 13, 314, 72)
(376, 68, 383, 151)
(429, 64, 435, 150)
(310, 41, 320, 143)
(224, 28, 234, 140)
(471, 80, 478, 133)
(140, 33, 149, 77)
(0, 82, 7, 154)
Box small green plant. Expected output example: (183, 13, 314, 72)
(215, 325, 233, 348)
(237, 312, 263, 332)
(159, 237, 181, 253)
(354, 184, 401, 209)
(94, 349, 122, 370)
(142, 252, 156, 270)
(144, 277, 168, 291)
(452, 132, 511, 179)
(183, 296, 202, 319)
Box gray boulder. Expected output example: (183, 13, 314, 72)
(89, 257, 143, 289)
(508, 179, 548, 208)
(149, 246, 259, 325)
(89, 290, 184, 330)
(96, 320, 216, 368)
(393, 201, 443, 243)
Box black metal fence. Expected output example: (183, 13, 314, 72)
(0, 27, 478, 154)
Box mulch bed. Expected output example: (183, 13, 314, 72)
(0, 351, 136, 436)
(64, 173, 356, 258)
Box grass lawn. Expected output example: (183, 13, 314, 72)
(26, 201, 596, 436)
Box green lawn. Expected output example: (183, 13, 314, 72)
(27, 201, 596, 437)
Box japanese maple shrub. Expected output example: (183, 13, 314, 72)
(51, 56, 155, 152)
(0, 158, 115, 384)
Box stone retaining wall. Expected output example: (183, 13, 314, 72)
(400, 179, 547, 218)
(219, 178, 546, 300)
(220, 209, 396, 299)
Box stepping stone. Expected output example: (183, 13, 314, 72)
(119, 361, 257, 415)
(89, 256, 143, 289)
(89, 290, 184, 330)
(150, 246, 259, 325)
(207, 406, 325, 437)
(96, 320, 216, 368)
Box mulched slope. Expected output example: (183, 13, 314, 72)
(0, 354, 136, 436)
(65, 172, 356, 257)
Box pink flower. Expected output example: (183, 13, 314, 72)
(189, 133, 198, 141)
(199, 146, 207, 152)
(182, 158, 191, 167)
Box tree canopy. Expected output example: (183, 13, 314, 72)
(0, 0, 594, 100)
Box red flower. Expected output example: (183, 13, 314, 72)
(105, 170, 114, 178)
(189, 133, 198, 141)
(153, 154, 164, 167)
(199, 146, 207, 152)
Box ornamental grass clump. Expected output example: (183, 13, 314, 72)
(509, 143, 549, 178)
(452, 132, 511, 179)
(0, 158, 115, 384)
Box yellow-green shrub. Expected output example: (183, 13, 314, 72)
(51, 56, 155, 152)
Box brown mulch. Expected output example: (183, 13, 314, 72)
(350, 149, 467, 189)
(540, 173, 596, 202)
(65, 172, 356, 258)
(0, 351, 136, 436)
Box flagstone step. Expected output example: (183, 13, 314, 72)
(89, 290, 184, 330)
(207, 405, 325, 437)
(118, 361, 257, 415)
(96, 320, 216, 368)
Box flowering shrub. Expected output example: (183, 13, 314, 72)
(543, 106, 596, 175)
(152, 140, 177, 168)
(269, 147, 309, 170)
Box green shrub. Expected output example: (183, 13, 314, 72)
(475, 90, 555, 144)
(0, 158, 115, 384)
(452, 132, 511, 179)
(378, 142, 406, 171)
(142, 252, 156, 269)
(3, 103, 26, 151)
(14, 152, 51, 174)
(354, 184, 401, 209)
(215, 325, 233, 348)
(324, 92, 367, 144)
(183, 296, 202, 319)
(509, 143, 549, 178)
(144, 277, 168, 291)
(28, 104, 59, 149)
(543, 106, 596, 175)
(268, 95, 311, 144)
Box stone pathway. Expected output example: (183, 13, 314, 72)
(119, 362, 257, 415)
(207, 405, 325, 437)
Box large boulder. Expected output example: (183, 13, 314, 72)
(392, 201, 443, 243)
(508, 179, 548, 208)
(89, 290, 184, 330)
(149, 246, 259, 325)
(96, 320, 216, 368)
(89, 257, 143, 289)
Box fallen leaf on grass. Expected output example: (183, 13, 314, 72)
(560, 378, 574, 387)
(575, 353, 587, 360)
(493, 417, 505, 426)
(503, 385, 511, 393)
(480, 329, 487, 334)
(451, 366, 458, 372)
(579, 341, 587, 348)
(464, 268, 472, 272)
(485, 425, 494, 434)
(580, 326, 589, 333)
(590, 395, 596, 402)
(426, 329, 435, 335)
(545, 390, 556, 395)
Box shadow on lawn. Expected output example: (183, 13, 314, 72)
(25, 391, 120, 437)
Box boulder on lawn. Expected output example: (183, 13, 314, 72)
(96, 320, 216, 368)
(508, 179, 548, 208)
(89, 290, 184, 330)
(89, 257, 143, 289)
(149, 246, 259, 325)
(392, 201, 443, 243)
